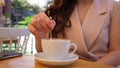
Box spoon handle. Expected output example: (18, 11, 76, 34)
(49, 16, 52, 39)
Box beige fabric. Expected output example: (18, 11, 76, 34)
(63, 0, 114, 61)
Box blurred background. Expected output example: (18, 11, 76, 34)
(0, 0, 52, 28)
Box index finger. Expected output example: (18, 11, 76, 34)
(38, 12, 51, 22)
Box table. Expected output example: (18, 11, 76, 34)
(0, 55, 115, 68)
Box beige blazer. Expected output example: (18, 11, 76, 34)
(63, 0, 114, 61)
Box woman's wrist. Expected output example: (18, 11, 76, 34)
(35, 32, 49, 39)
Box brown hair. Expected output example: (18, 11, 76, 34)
(45, 0, 77, 38)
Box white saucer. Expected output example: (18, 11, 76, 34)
(34, 52, 79, 66)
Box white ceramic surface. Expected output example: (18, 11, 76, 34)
(34, 52, 79, 66)
(41, 39, 77, 60)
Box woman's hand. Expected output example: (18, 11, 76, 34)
(28, 12, 55, 38)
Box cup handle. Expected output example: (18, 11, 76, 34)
(70, 43, 77, 54)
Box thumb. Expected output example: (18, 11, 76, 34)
(50, 20, 56, 30)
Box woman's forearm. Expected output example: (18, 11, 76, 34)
(97, 50, 120, 67)
(35, 33, 49, 52)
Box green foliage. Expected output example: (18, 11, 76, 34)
(3, 13, 11, 18)
(11, 0, 30, 10)
(13, 16, 33, 28)
(18, 16, 33, 25)
(30, 5, 43, 12)
(11, 0, 42, 13)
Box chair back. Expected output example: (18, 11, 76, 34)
(0, 28, 30, 54)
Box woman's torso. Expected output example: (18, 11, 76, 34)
(58, 0, 114, 61)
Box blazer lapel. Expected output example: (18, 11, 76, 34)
(69, 8, 89, 58)
(68, 6, 99, 60)
(67, 0, 108, 60)
(82, 0, 108, 49)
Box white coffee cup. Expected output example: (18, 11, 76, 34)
(41, 39, 77, 60)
